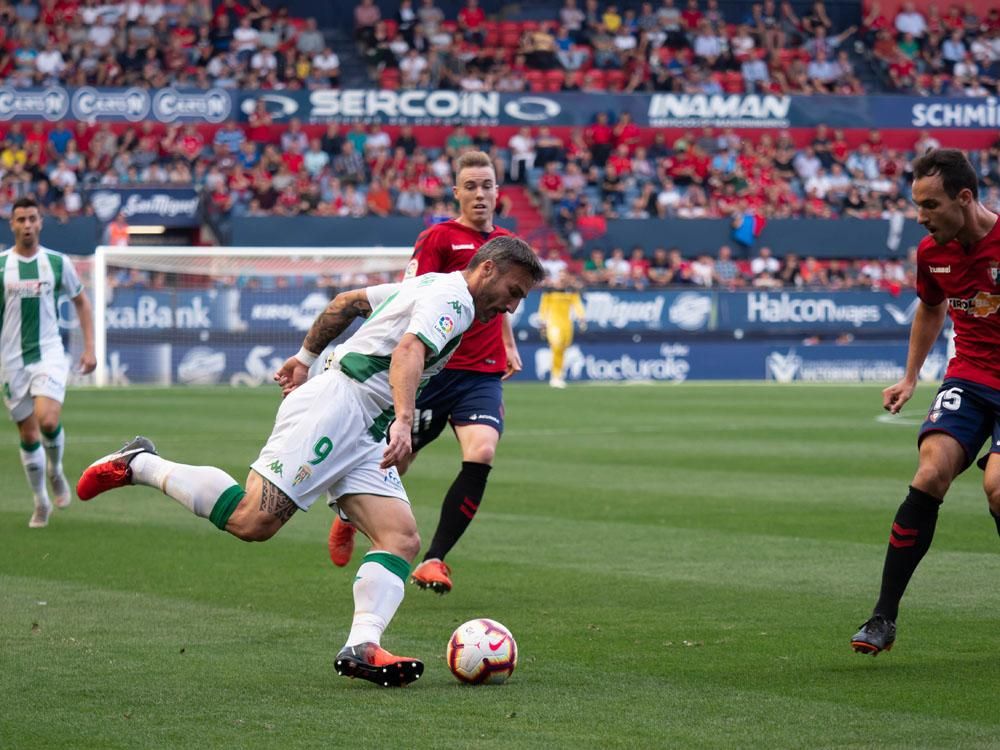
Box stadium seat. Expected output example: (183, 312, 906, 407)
(605, 69, 626, 91)
(525, 70, 546, 92)
(500, 30, 521, 48)
(379, 69, 401, 90)
(722, 71, 745, 93)
(383, 19, 398, 38)
(584, 69, 606, 90)
(484, 23, 501, 47)
(545, 69, 566, 91)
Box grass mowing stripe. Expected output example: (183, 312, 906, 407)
(1, 382, 998, 748)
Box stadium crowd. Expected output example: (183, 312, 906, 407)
(2, 0, 998, 293)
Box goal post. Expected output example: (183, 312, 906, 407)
(91, 245, 413, 387)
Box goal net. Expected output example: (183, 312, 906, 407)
(90, 246, 413, 387)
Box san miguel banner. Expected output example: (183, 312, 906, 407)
(87, 187, 201, 226)
(2, 85, 998, 129)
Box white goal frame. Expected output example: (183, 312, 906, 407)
(92, 245, 413, 386)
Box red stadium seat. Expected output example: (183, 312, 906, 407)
(584, 69, 606, 90)
(722, 71, 744, 93)
(544, 69, 565, 89)
(383, 19, 398, 38)
(521, 20, 540, 32)
(484, 23, 501, 47)
(379, 69, 401, 90)
(500, 30, 521, 48)
(442, 20, 458, 33)
(525, 70, 546, 92)
(605, 69, 626, 91)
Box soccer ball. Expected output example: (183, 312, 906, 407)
(446, 618, 518, 685)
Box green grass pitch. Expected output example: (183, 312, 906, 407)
(2, 382, 1000, 749)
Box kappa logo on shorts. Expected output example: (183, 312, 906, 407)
(382, 468, 402, 488)
(268, 459, 284, 476)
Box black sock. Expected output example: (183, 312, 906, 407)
(991, 509, 1000, 539)
(423, 461, 492, 562)
(873, 486, 942, 622)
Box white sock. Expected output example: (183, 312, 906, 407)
(42, 425, 65, 478)
(130, 453, 239, 518)
(345, 551, 408, 647)
(20, 443, 49, 506)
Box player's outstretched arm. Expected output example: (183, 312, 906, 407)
(274, 287, 373, 395)
(381, 334, 428, 469)
(883, 299, 948, 414)
(501, 313, 522, 380)
(71, 291, 97, 374)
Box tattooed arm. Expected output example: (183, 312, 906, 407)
(274, 287, 373, 395)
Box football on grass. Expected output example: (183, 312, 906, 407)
(446, 618, 518, 685)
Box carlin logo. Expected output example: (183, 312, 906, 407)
(668, 292, 713, 331)
(177, 347, 226, 385)
(90, 191, 122, 222)
(503, 96, 561, 122)
(240, 93, 299, 120)
(0, 86, 69, 121)
(153, 88, 231, 123)
(72, 87, 149, 122)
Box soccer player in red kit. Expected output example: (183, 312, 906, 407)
(328, 150, 524, 593)
(852, 149, 1000, 655)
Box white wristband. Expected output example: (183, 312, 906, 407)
(294, 347, 318, 366)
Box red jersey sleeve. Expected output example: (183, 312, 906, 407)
(915, 238, 945, 306)
(407, 226, 446, 277)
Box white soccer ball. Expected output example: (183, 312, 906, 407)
(446, 618, 518, 685)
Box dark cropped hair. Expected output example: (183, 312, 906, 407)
(12, 197, 40, 213)
(912, 148, 979, 200)
(468, 235, 545, 283)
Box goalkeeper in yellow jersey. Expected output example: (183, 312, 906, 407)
(537, 273, 586, 388)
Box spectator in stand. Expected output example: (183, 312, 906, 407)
(605, 247, 631, 287)
(894, 1, 927, 38)
(714, 245, 745, 288)
(750, 246, 780, 279)
(332, 141, 366, 186)
(354, 0, 381, 47)
(581, 248, 608, 286)
(304, 138, 330, 178)
(313, 47, 341, 86)
(457, 0, 486, 45)
(508, 128, 535, 185)
(541, 247, 570, 285)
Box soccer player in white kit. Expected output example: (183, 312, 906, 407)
(2, 197, 96, 528)
(76, 237, 544, 686)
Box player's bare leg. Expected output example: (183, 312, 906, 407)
(34, 396, 71, 509)
(852, 434, 963, 655)
(411, 423, 497, 594)
(333, 493, 424, 687)
(329, 448, 420, 567)
(983, 453, 1000, 538)
(77, 438, 295, 541)
(17, 411, 51, 527)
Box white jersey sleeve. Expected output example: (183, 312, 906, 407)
(60, 254, 84, 298)
(406, 285, 473, 355)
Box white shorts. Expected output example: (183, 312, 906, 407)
(2, 357, 70, 423)
(249, 369, 409, 512)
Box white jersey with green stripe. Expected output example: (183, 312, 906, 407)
(329, 271, 474, 420)
(0, 246, 83, 371)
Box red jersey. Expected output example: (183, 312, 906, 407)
(407, 219, 513, 373)
(916, 217, 1000, 390)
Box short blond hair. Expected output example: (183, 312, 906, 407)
(455, 150, 495, 179)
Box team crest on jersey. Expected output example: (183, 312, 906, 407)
(928, 410, 942, 423)
(436, 315, 455, 335)
(404, 259, 419, 279)
(292, 464, 312, 486)
(990, 261, 1000, 285)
